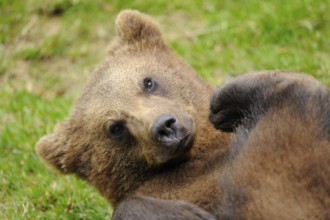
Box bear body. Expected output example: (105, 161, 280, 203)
(210, 71, 330, 220)
(36, 10, 229, 219)
(36, 10, 330, 220)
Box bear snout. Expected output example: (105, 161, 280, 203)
(152, 114, 179, 143)
(151, 114, 193, 152)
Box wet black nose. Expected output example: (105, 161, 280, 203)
(152, 114, 178, 144)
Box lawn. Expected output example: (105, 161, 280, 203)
(1, 0, 329, 219)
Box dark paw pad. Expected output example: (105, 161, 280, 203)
(210, 85, 255, 132)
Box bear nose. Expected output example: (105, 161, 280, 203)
(152, 114, 178, 144)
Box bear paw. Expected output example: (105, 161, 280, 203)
(209, 71, 320, 132)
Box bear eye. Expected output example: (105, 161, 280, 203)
(143, 77, 156, 91)
(108, 122, 125, 138)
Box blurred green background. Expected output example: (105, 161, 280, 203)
(1, 0, 329, 219)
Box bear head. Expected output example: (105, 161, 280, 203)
(36, 10, 213, 205)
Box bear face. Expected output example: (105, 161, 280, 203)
(67, 48, 198, 166)
(36, 10, 227, 209)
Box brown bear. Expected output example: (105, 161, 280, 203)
(210, 71, 330, 220)
(36, 9, 330, 220)
(36, 10, 230, 219)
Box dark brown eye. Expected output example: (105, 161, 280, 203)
(143, 77, 155, 91)
(108, 123, 125, 137)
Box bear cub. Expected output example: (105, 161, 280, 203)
(36, 9, 330, 220)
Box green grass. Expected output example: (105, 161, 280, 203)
(1, 0, 329, 219)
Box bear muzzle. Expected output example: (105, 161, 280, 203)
(151, 114, 194, 154)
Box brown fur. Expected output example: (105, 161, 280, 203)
(36, 10, 330, 219)
(210, 71, 330, 220)
(36, 10, 230, 219)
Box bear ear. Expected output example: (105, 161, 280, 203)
(35, 125, 70, 174)
(115, 9, 164, 45)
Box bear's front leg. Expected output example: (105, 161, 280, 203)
(209, 72, 274, 132)
(209, 71, 323, 133)
(112, 196, 216, 220)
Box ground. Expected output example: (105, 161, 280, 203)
(0, 0, 329, 219)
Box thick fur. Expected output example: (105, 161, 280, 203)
(210, 71, 330, 220)
(113, 196, 215, 220)
(36, 10, 330, 219)
(36, 10, 230, 219)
